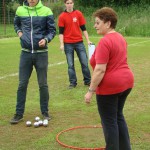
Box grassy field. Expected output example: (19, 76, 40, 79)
(0, 36, 150, 150)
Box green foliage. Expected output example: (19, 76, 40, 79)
(77, 0, 150, 7)
(115, 5, 150, 36)
(1, 2, 150, 37)
(49, 1, 65, 18)
(80, 4, 150, 37)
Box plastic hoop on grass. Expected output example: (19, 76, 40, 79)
(56, 125, 105, 150)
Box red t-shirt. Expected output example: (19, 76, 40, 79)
(90, 32, 134, 95)
(58, 10, 85, 43)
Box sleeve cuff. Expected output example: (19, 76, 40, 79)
(44, 38, 48, 43)
(17, 30, 22, 34)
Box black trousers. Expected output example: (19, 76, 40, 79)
(16, 51, 49, 115)
(96, 88, 132, 150)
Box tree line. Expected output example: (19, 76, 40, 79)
(0, 0, 149, 24)
(1, 0, 150, 8)
(77, 0, 150, 7)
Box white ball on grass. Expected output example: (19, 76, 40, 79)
(38, 120, 43, 126)
(26, 121, 32, 127)
(34, 122, 39, 128)
(35, 116, 40, 121)
(43, 120, 48, 127)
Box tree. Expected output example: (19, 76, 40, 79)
(77, 0, 150, 7)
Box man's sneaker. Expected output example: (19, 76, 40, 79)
(42, 112, 51, 121)
(10, 114, 23, 124)
(68, 84, 76, 89)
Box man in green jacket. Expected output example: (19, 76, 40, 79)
(10, 0, 56, 124)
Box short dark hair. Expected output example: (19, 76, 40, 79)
(64, 0, 74, 3)
(93, 7, 118, 29)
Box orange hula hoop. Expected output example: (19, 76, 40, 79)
(56, 125, 106, 150)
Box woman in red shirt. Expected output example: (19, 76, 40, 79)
(84, 7, 134, 150)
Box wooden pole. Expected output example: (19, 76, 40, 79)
(3, 0, 6, 35)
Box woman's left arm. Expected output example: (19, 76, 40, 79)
(84, 64, 106, 103)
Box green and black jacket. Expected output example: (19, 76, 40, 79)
(14, 0, 56, 53)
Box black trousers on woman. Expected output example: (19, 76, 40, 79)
(96, 88, 132, 150)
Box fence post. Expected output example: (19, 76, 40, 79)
(3, 0, 6, 35)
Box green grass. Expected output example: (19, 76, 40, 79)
(0, 36, 150, 150)
(0, 24, 16, 38)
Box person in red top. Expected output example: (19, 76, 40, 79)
(58, 0, 91, 89)
(84, 7, 134, 150)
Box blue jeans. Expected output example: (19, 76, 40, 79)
(96, 88, 132, 150)
(64, 42, 91, 85)
(16, 51, 49, 116)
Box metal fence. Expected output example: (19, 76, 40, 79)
(0, 0, 15, 37)
(0, 0, 61, 38)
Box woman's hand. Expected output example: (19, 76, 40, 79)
(84, 91, 94, 104)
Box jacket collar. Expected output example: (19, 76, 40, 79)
(23, 0, 43, 9)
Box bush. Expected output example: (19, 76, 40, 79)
(50, 2, 65, 18)
(79, 4, 150, 37)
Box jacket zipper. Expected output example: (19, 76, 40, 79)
(31, 16, 34, 53)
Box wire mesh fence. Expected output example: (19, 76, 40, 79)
(0, 0, 15, 37)
(0, 0, 61, 38)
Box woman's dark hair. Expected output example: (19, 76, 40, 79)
(93, 7, 118, 29)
